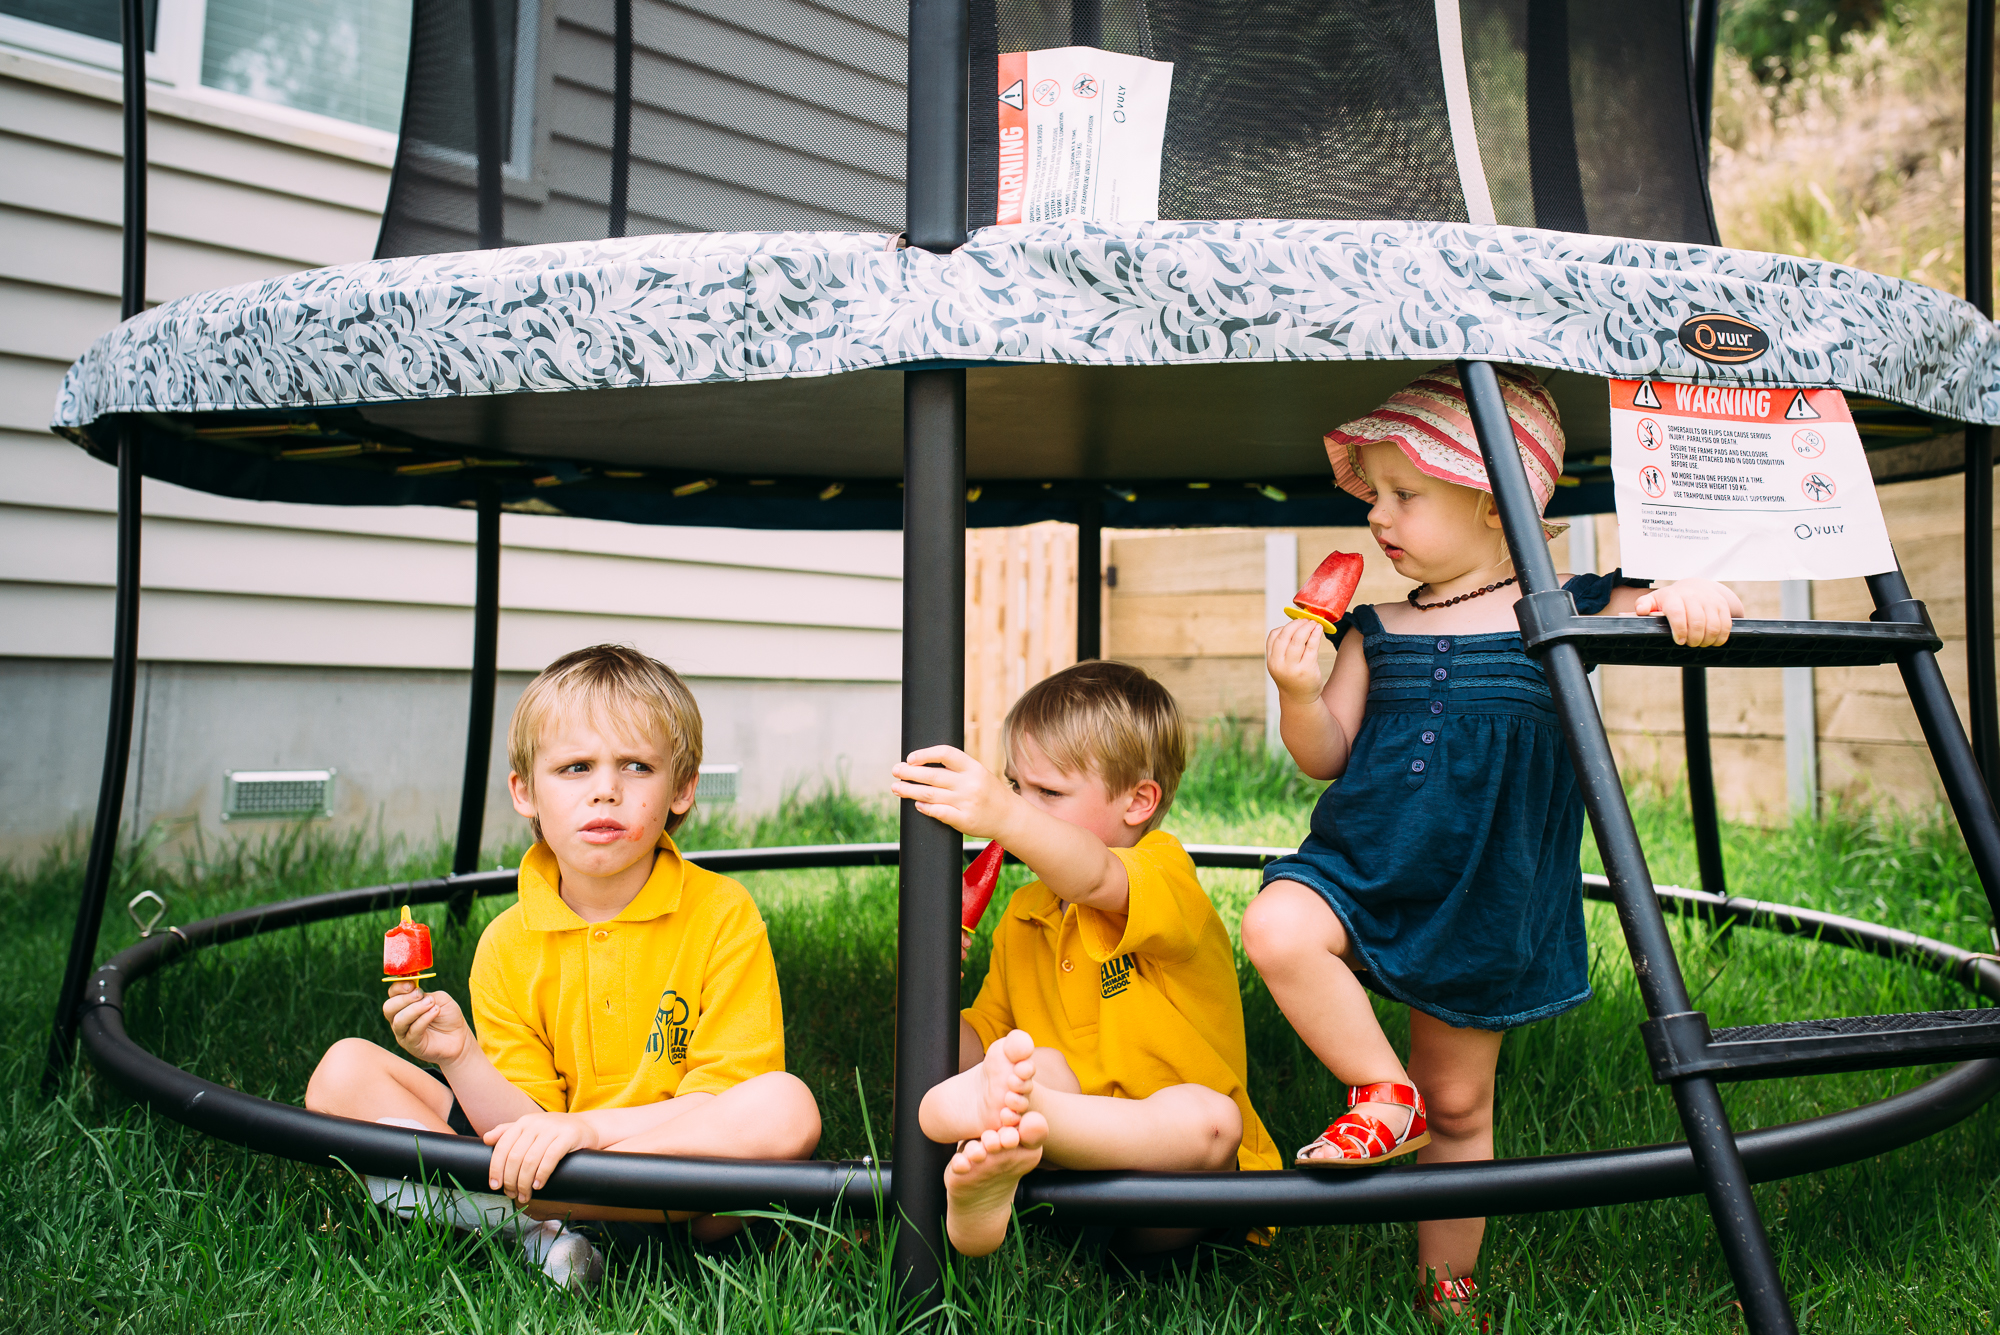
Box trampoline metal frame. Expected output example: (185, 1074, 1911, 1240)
(38, 1, 2000, 1330)
(73, 851, 2000, 1225)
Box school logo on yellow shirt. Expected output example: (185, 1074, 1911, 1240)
(1100, 953, 1136, 999)
(647, 989, 691, 1065)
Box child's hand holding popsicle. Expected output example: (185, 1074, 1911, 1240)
(379, 905, 462, 1064)
(1269, 550, 1364, 705)
(384, 979, 472, 1067)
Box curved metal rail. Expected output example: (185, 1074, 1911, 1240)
(77, 846, 2000, 1225)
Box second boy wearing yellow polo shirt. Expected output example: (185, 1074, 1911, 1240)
(895, 661, 1278, 1262)
(960, 827, 1280, 1178)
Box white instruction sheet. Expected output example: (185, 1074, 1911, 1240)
(1609, 378, 1895, 581)
(996, 46, 1173, 225)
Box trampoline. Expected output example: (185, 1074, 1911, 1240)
(39, 2, 2000, 1330)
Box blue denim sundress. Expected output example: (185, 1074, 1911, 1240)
(1259, 571, 1640, 1031)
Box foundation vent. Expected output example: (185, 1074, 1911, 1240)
(223, 769, 336, 821)
(696, 764, 740, 805)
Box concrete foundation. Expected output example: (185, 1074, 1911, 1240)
(0, 658, 900, 865)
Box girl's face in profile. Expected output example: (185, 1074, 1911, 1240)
(1356, 440, 1506, 586)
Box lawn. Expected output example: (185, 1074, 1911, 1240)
(3, 737, 1996, 1332)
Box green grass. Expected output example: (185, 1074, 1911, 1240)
(4, 744, 1998, 1332)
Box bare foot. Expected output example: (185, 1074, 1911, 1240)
(918, 1029, 1035, 1144)
(943, 1111, 1047, 1257)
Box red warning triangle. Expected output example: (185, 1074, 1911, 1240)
(1632, 380, 1661, 410)
(999, 79, 1024, 110)
(1784, 390, 1821, 421)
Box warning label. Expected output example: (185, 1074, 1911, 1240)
(997, 46, 1174, 226)
(1609, 379, 1894, 581)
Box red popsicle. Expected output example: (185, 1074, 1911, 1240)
(382, 905, 436, 982)
(1284, 550, 1366, 632)
(961, 840, 1006, 938)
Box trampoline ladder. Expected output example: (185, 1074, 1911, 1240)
(1460, 359, 2000, 1335)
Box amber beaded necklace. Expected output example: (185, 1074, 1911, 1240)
(1407, 575, 1518, 611)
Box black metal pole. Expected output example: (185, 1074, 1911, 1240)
(1690, 0, 1719, 156)
(469, 0, 504, 250)
(893, 369, 966, 1311)
(893, 0, 968, 1311)
(1871, 567, 2000, 926)
(1075, 500, 1101, 660)
(1966, 0, 1998, 785)
(45, 0, 149, 1094)
(1460, 359, 1797, 1335)
(450, 486, 502, 907)
(608, 0, 632, 238)
(1683, 669, 1728, 899)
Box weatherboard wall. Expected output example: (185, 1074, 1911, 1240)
(0, 47, 904, 862)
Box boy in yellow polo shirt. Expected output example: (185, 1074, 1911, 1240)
(892, 661, 1280, 1263)
(306, 645, 819, 1285)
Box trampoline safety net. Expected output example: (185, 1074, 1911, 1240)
(375, 0, 1717, 259)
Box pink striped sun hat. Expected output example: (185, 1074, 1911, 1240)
(1325, 366, 1568, 539)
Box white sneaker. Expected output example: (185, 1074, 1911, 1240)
(521, 1219, 605, 1292)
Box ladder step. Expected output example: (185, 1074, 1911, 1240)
(1516, 595, 1941, 668)
(1643, 1008, 2000, 1082)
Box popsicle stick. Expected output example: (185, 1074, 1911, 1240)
(1283, 605, 1337, 632)
(381, 972, 438, 983)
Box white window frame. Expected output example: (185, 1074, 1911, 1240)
(0, 0, 429, 154)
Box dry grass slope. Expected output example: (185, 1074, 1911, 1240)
(1710, 0, 1985, 295)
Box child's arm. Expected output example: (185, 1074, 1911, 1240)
(891, 746, 1135, 913)
(1266, 616, 1369, 781)
(1596, 578, 1742, 646)
(383, 983, 542, 1133)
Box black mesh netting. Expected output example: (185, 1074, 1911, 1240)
(376, 0, 1714, 259)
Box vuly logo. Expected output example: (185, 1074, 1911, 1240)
(647, 989, 691, 1065)
(1678, 313, 1769, 365)
(1100, 953, 1137, 999)
(1795, 523, 1845, 540)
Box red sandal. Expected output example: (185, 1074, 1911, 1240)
(1294, 1081, 1430, 1168)
(1415, 1276, 1489, 1331)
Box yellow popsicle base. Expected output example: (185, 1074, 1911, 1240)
(381, 972, 437, 983)
(1283, 605, 1338, 632)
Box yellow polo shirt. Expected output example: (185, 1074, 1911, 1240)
(468, 834, 785, 1113)
(963, 829, 1282, 1172)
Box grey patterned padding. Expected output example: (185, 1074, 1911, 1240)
(54, 220, 2000, 431)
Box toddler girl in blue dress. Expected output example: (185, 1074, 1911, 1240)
(1239, 366, 1741, 1321)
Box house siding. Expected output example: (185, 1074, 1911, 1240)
(0, 46, 904, 863)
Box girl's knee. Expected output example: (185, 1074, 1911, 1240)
(1422, 1081, 1494, 1141)
(1240, 881, 1340, 967)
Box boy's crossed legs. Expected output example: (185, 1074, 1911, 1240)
(919, 1028, 1241, 1257)
(307, 1037, 818, 1236)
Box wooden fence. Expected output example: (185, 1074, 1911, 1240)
(964, 522, 1077, 773)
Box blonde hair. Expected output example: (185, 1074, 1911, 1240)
(1001, 661, 1187, 831)
(508, 645, 705, 836)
